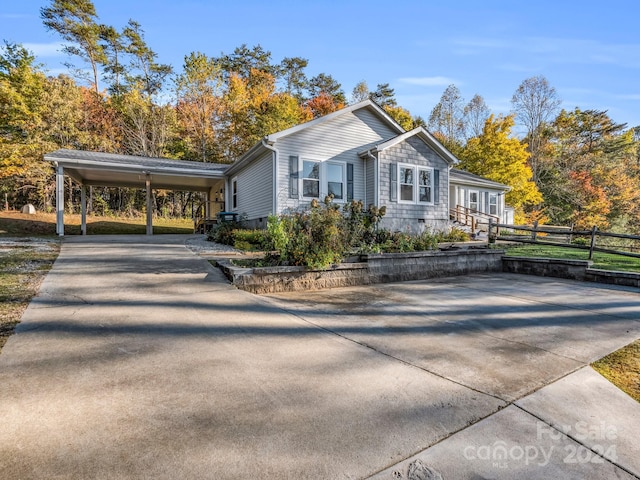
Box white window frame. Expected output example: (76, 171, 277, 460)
(301, 158, 321, 200)
(417, 167, 434, 204)
(397, 164, 434, 204)
(326, 161, 346, 202)
(299, 158, 347, 203)
(489, 193, 498, 216)
(468, 190, 479, 211)
(398, 163, 416, 204)
(231, 177, 238, 210)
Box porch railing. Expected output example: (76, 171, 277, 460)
(449, 205, 500, 234)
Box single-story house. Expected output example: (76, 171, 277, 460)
(45, 99, 510, 236)
(224, 99, 511, 232)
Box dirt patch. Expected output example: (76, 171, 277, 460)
(0, 238, 60, 353)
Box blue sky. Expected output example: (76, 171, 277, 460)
(3, 0, 640, 132)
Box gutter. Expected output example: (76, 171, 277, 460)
(261, 138, 279, 215)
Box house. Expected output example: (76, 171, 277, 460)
(45, 100, 511, 236)
(224, 99, 510, 232)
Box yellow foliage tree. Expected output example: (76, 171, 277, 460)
(458, 114, 542, 223)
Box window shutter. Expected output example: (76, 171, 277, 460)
(347, 163, 354, 201)
(390, 163, 397, 202)
(289, 155, 299, 198)
(433, 169, 440, 204)
(484, 191, 489, 212)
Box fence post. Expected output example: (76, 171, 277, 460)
(589, 225, 598, 260)
(532, 220, 538, 242)
(569, 223, 574, 245)
(488, 218, 495, 244)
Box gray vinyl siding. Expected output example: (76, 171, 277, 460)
(378, 136, 450, 232)
(275, 107, 398, 212)
(232, 151, 273, 220)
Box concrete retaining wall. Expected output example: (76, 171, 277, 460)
(218, 249, 504, 294)
(501, 256, 592, 281)
(585, 268, 640, 288)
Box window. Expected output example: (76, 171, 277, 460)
(399, 166, 414, 202)
(289, 155, 299, 198)
(397, 164, 435, 203)
(469, 190, 479, 211)
(489, 193, 498, 215)
(232, 177, 238, 209)
(347, 163, 354, 201)
(302, 160, 320, 198)
(418, 168, 432, 203)
(327, 162, 344, 200)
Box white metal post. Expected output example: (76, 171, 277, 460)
(56, 165, 64, 236)
(80, 185, 87, 235)
(145, 174, 153, 235)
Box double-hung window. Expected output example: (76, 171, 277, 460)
(302, 160, 320, 198)
(398, 164, 434, 203)
(489, 193, 498, 215)
(327, 162, 345, 200)
(399, 166, 414, 202)
(418, 168, 433, 203)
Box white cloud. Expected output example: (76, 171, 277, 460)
(398, 76, 458, 87)
(22, 42, 65, 58)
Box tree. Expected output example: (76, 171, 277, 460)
(40, 0, 105, 94)
(511, 75, 561, 182)
(122, 20, 172, 97)
(462, 94, 490, 139)
(428, 84, 465, 148)
(218, 44, 274, 80)
(278, 56, 308, 100)
(99, 24, 126, 96)
(307, 73, 346, 105)
(458, 114, 542, 223)
(371, 83, 397, 107)
(350, 80, 369, 104)
(538, 108, 638, 229)
(175, 52, 223, 162)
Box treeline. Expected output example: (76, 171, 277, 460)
(1, 0, 639, 232)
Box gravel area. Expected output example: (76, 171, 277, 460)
(185, 235, 240, 254)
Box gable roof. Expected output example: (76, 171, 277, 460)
(265, 99, 405, 142)
(449, 168, 511, 191)
(358, 127, 458, 166)
(226, 99, 406, 176)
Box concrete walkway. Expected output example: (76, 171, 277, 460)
(0, 235, 639, 479)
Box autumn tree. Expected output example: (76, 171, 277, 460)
(511, 75, 561, 183)
(539, 108, 638, 229)
(40, 0, 105, 94)
(175, 52, 223, 162)
(458, 114, 542, 223)
(350, 80, 369, 103)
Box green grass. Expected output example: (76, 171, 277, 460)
(0, 211, 194, 236)
(503, 243, 640, 272)
(592, 340, 640, 403)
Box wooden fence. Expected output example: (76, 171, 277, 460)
(489, 220, 640, 260)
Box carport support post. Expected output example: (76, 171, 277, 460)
(145, 174, 153, 235)
(80, 185, 87, 235)
(55, 164, 64, 236)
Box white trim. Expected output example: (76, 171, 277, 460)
(417, 166, 435, 205)
(301, 158, 321, 200)
(326, 161, 347, 202)
(397, 163, 416, 204)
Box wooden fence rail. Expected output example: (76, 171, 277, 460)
(489, 220, 640, 260)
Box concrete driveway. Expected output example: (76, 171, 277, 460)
(0, 235, 639, 479)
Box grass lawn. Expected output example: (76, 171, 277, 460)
(503, 243, 640, 273)
(0, 211, 195, 236)
(592, 340, 640, 403)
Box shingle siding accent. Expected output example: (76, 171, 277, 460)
(276, 108, 398, 212)
(233, 151, 273, 220)
(378, 136, 450, 232)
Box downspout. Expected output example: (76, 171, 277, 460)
(261, 138, 279, 215)
(367, 150, 378, 207)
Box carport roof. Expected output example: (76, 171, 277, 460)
(44, 149, 229, 192)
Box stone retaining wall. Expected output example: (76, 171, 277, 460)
(217, 249, 504, 294)
(501, 256, 592, 281)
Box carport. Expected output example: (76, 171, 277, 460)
(44, 149, 229, 236)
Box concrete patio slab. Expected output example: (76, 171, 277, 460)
(1, 235, 639, 479)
